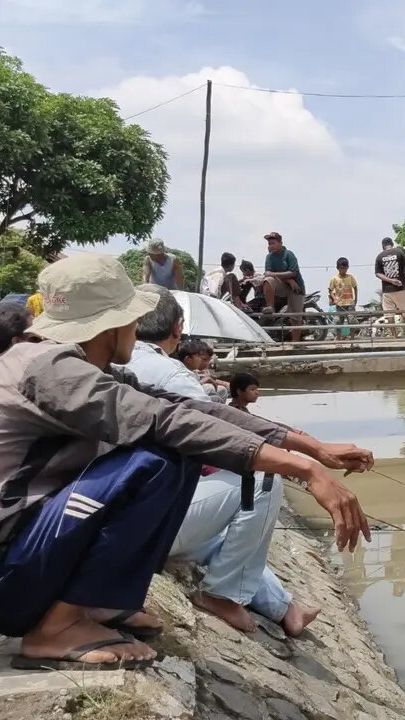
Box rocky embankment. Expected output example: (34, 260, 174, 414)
(132, 506, 405, 720)
(2, 508, 405, 720)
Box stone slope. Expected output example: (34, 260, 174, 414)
(144, 509, 405, 720)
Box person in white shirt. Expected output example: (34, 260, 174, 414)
(128, 285, 320, 635)
(200, 253, 251, 312)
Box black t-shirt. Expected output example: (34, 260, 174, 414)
(375, 247, 405, 293)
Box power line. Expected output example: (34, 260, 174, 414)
(202, 262, 377, 269)
(121, 77, 405, 125)
(123, 84, 205, 120)
(214, 81, 405, 100)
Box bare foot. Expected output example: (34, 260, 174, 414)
(190, 591, 257, 633)
(282, 602, 320, 637)
(88, 607, 163, 632)
(22, 604, 156, 664)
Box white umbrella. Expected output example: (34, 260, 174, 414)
(172, 291, 271, 343)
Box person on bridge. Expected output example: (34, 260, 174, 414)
(143, 239, 184, 290)
(375, 237, 405, 337)
(328, 258, 358, 340)
(262, 232, 306, 344)
(201, 252, 251, 312)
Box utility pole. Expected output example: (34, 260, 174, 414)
(196, 79, 212, 291)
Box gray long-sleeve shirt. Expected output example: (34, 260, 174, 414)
(0, 341, 287, 540)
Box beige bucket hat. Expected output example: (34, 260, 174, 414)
(30, 254, 159, 344)
(147, 238, 166, 254)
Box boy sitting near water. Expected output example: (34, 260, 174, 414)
(229, 372, 260, 412)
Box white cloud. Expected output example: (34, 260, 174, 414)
(387, 35, 405, 52)
(94, 65, 405, 305)
(99, 66, 339, 157)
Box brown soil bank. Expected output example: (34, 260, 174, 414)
(1, 508, 404, 720)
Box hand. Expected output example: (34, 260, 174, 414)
(307, 465, 371, 551)
(288, 279, 301, 293)
(316, 443, 374, 473)
(390, 278, 402, 287)
(217, 379, 230, 389)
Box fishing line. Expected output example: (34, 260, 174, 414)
(282, 480, 405, 533)
(370, 467, 405, 490)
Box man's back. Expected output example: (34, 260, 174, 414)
(200, 267, 225, 297)
(375, 246, 405, 292)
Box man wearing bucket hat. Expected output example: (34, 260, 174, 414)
(0, 254, 372, 671)
(143, 238, 184, 290)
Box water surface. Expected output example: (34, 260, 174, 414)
(257, 376, 405, 687)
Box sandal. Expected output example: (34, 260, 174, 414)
(102, 609, 163, 640)
(11, 637, 154, 671)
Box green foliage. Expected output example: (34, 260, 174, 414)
(393, 222, 405, 248)
(119, 247, 198, 292)
(0, 229, 46, 296)
(0, 50, 169, 255)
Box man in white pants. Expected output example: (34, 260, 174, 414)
(128, 285, 370, 634)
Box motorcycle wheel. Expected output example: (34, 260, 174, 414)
(266, 316, 291, 343)
(302, 307, 328, 342)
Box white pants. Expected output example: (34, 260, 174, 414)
(170, 470, 292, 622)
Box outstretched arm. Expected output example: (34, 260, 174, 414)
(253, 443, 370, 552)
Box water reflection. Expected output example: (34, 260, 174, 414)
(257, 382, 405, 687)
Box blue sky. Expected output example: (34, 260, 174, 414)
(3, 0, 405, 303)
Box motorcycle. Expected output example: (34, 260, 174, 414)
(324, 303, 383, 340)
(252, 290, 328, 343)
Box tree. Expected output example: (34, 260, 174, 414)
(119, 247, 198, 292)
(0, 229, 46, 297)
(0, 50, 169, 257)
(393, 222, 405, 247)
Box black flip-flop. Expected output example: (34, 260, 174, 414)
(102, 609, 163, 640)
(11, 637, 154, 671)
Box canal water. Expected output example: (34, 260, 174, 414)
(257, 375, 405, 688)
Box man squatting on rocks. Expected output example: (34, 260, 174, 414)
(0, 255, 373, 670)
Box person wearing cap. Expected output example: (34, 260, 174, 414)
(0, 255, 373, 670)
(143, 239, 184, 290)
(263, 232, 306, 343)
